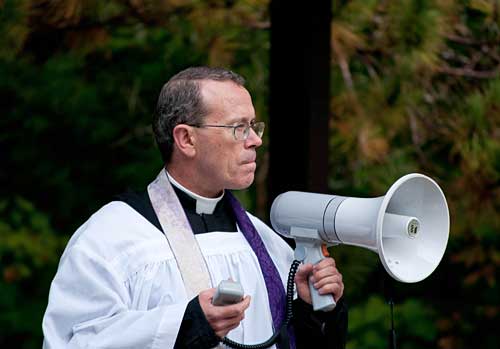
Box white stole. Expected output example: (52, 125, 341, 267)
(147, 169, 212, 298)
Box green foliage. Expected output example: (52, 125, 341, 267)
(348, 296, 437, 349)
(332, 1, 499, 348)
(0, 197, 67, 347)
(1, 0, 270, 346)
(0, 0, 29, 60)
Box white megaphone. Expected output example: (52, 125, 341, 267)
(270, 173, 449, 312)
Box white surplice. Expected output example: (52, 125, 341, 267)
(42, 200, 294, 349)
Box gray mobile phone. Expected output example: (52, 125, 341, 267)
(212, 280, 244, 306)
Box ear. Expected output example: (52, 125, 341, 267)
(172, 124, 196, 158)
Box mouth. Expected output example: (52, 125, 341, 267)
(241, 151, 257, 169)
(242, 157, 256, 165)
(241, 154, 256, 165)
(241, 160, 257, 171)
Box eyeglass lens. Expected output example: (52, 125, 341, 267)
(238, 122, 264, 140)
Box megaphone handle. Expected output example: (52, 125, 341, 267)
(296, 241, 337, 312)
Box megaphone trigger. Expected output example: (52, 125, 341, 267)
(321, 244, 330, 257)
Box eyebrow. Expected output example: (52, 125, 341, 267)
(226, 116, 256, 124)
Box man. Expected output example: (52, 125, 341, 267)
(42, 67, 347, 348)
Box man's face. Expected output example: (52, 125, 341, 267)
(193, 80, 262, 195)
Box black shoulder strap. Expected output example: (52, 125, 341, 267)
(115, 190, 163, 233)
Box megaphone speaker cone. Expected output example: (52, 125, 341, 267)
(377, 174, 450, 283)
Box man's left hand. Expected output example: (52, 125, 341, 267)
(294, 257, 344, 306)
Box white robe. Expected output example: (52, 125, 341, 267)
(42, 201, 294, 349)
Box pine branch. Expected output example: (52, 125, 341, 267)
(435, 65, 500, 79)
(445, 34, 500, 46)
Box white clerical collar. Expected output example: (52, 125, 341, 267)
(166, 171, 224, 215)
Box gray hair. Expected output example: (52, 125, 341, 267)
(153, 66, 246, 163)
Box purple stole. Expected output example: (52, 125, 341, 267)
(226, 192, 296, 349)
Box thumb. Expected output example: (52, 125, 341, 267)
(294, 263, 313, 283)
(199, 288, 216, 302)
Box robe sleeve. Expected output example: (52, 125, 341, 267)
(292, 297, 348, 349)
(174, 297, 220, 348)
(42, 245, 188, 349)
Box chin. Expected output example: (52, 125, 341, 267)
(229, 174, 255, 190)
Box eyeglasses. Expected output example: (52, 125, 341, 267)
(188, 121, 265, 141)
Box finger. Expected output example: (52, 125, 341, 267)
(294, 263, 313, 283)
(214, 322, 239, 338)
(206, 308, 245, 336)
(298, 263, 314, 275)
(211, 311, 246, 337)
(335, 282, 344, 302)
(214, 319, 242, 338)
(235, 295, 251, 312)
(313, 267, 341, 281)
(198, 289, 218, 316)
(219, 310, 246, 324)
(199, 288, 217, 300)
(313, 257, 336, 271)
(312, 274, 342, 289)
(211, 312, 245, 330)
(311, 266, 339, 283)
(318, 281, 343, 296)
(216, 295, 251, 318)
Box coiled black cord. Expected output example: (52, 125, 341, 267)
(221, 259, 302, 349)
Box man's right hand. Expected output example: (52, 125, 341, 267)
(198, 288, 251, 338)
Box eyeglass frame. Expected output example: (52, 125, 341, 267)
(186, 120, 265, 141)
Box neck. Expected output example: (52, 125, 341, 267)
(166, 164, 222, 198)
(165, 167, 223, 215)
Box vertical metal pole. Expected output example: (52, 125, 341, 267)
(388, 298, 398, 349)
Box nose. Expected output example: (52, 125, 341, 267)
(245, 127, 263, 148)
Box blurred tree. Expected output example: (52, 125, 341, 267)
(1, 0, 270, 346)
(0, 197, 67, 348)
(331, 0, 499, 348)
